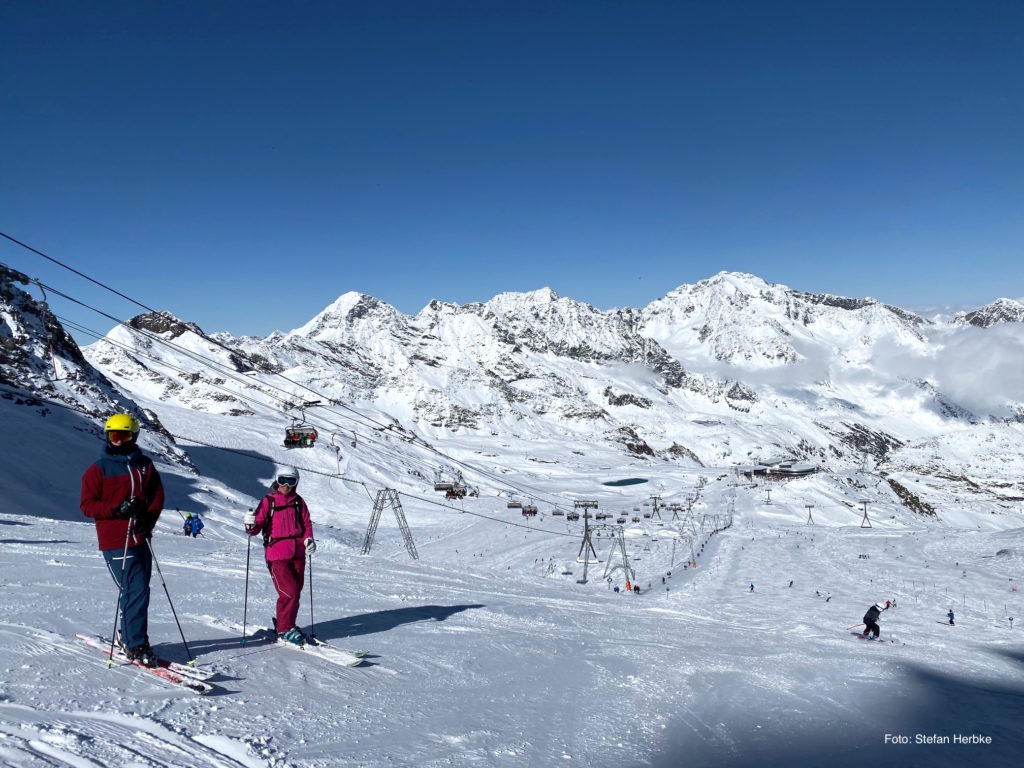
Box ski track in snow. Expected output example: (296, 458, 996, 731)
(0, 702, 266, 768)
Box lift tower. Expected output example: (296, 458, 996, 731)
(574, 500, 600, 584)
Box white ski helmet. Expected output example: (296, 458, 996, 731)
(874, 602, 885, 611)
(274, 466, 300, 487)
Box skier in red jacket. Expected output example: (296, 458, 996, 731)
(80, 414, 165, 666)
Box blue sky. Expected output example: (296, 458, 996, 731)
(2, 1, 1022, 341)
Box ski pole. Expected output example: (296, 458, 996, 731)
(108, 515, 136, 663)
(146, 537, 196, 664)
(308, 553, 316, 640)
(242, 533, 252, 646)
(845, 623, 864, 630)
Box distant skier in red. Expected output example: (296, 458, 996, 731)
(244, 467, 316, 645)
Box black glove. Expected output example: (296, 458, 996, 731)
(116, 498, 148, 519)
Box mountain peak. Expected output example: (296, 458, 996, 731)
(293, 292, 398, 336)
(956, 298, 1024, 328)
(129, 311, 205, 339)
(487, 287, 561, 309)
(699, 271, 773, 292)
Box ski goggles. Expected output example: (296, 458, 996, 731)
(276, 475, 298, 487)
(107, 430, 134, 441)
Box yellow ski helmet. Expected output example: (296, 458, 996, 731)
(104, 413, 140, 435)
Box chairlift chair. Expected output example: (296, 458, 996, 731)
(284, 425, 318, 448)
(445, 484, 467, 500)
(434, 469, 456, 493)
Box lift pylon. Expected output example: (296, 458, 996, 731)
(649, 495, 663, 521)
(574, 500, 600, 583)
(362, 488, 419, 560)
(602, 526, 635, 585)
(859, 500, 872, 529)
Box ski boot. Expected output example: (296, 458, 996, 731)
(279, 627, 308, 646)
(126, 643, 157, 667)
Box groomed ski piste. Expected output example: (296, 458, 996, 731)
(1, 403, 1022, 768)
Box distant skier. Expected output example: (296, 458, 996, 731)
(789, 580, 794, 588)
(183, 513, 204, 537)
(862, 602, 886, 639)
(750, 582, 755, 592)
(826, 592, 832, 602)
(947, 609, 955, 626)
(244, 467, 316, 646)
(80, 413, 165, 667)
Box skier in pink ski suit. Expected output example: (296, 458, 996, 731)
(244, 467, 316, 645)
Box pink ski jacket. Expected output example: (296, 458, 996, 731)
(247, 491, 313, 562)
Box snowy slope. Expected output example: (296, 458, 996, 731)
(1, 402, 1022, 767)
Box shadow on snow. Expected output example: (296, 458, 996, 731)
(314, 604, 486, 641)
(646, 649, 1024, 768)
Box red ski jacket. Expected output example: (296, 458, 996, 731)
(81, 444, 165, 550)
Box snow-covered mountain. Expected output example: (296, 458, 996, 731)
(60, 271, 1023, 524)
(955, 297, 1024, 328)
(641, 272, 928, 367)
(3, 266, 1023, 519)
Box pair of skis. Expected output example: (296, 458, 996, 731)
(198, 614, 368, 667)
(77, 618, 369, 695)
(242, 625, 368, 667)
(75, 633, 215, 694)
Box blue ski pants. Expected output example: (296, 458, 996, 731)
(102, 542, 153, 648)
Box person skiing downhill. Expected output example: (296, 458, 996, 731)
(80, 413, 165, 666)
(947, 609, 955, 626)
(243, 467, 316, 645)
(862, 601, 886, 639)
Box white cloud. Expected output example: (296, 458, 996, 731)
(928, 325, 1024, 417)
